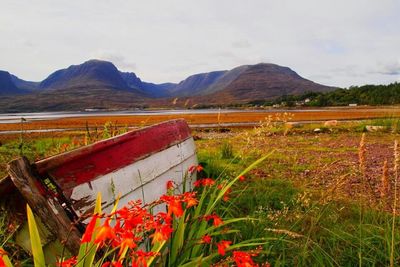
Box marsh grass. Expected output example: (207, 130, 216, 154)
(220, 141, 234, 159)
(195, 125, 400, 266)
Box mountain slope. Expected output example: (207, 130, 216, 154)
(0, 60, 336, 111)
(39, 60, 135, 92)
(10, 75, 40, 91)
(163, 63, 334, 104)
(169, 71, 227, 96)
(119, 71, 176, 98)
(207, 63, 333, 103)
(0, 71, 28, 95)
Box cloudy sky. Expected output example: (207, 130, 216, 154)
(1, 0, 399, 87)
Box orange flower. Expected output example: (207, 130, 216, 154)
(194, 178, 215, 187)
(212, 214, 223, 226)
(217, 240, 231, 256)
(183, 192, 198, 208)
(81, 214, 98, 243)
(119, 237, 137, 255)
(186, 197, 198, 208)
(168, 198, 184, 217)
(233, 251, 258, 267)
(94, 218, 116, 244)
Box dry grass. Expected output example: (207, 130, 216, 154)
(1, 107, 400, 132)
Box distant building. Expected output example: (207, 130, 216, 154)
(349, 103, 358, 107)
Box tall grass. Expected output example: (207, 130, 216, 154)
(196, 130, 400, 266)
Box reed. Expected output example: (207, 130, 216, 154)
(380, 160, 389, 199)
(390, 140, 399, 267)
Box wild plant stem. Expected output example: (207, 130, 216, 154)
(390, 140, 399, 267)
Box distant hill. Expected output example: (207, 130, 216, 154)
(119, 71, 176, 98)
(10, 75, 39, 91)
(0, 59, 337, 111)
(39, 60, 136, 92)
(157, 63, 334, 106)
(204, 63, 333, 104)
(0, 71, 28, 95)
(169, 71, 227, 96)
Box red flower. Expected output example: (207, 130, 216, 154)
(202, 178, 215, 186)
(152, 225, 173, 244)
(203, 213, 224, 227)
(239, 175, 246, 182)
(94, 218, 116, 244)
(217, 240, 231, 256)
(166, 180, 174, 190)
(211, 214, 223, 226)
(131, 250, 158, 267)
(223, 188, 232, 202)
(101, 261, 123, 267)
(194, 178, 215, 187)
(81, 214, 98, 243)
(189, 164, 204, 174)
(201, 234, 212, 244)
(233, 251, 258, 267)
(57, 256, 77, 267)
(194, 180, 202, 187)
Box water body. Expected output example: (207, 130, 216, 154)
(0, 109, 331, 124)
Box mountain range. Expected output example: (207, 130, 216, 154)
(0, 59, 335, 111)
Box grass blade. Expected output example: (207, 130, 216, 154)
(26, 205, 45, 267)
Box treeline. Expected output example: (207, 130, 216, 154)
(248, 82, 400, 107)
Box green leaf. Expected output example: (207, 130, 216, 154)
(208, 150, 275, 213)
(26, 205, 45, 267)
(77, 192, 102, 267)
(169, 211, 187, 264)
(0, 246, 14, 267)
(147, 240, 166, 266)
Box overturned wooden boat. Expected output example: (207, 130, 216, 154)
(0, 119, 197, 260)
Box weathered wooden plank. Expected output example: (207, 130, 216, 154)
(36, 119, 192, 192)
(7, 157, 81, 254)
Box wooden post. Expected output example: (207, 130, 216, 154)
(7, 157, 81, 254)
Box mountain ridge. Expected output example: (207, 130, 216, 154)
(0, 59, 336, 111)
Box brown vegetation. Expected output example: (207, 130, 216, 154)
(1, 107, 400, 133)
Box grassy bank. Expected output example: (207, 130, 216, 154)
(194, 120, 400, 266)
(0, 118, 399, 265)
